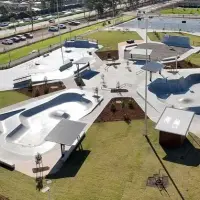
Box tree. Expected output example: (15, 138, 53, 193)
(0, 5, 8, 16)
(48, 0, 64, 12)
(41, 0, 47, 10)
(85, 0, 119, 18)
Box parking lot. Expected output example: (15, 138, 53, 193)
(0, 18, 93, 52)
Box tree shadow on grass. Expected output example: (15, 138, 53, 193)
(46, 150, 90, 179)
(162, 138, 200, 167)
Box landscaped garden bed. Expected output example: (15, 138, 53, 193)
(165, 59, 200, 69)
(95, 97, 145, 122)
(0, 195, 9, 200)
(17, 81, 66, 98)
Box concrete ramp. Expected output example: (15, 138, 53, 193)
(162, 35, 191, 48)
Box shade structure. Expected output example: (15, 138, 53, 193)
(129, 48, 152, 61)
(155, 107, 194, 136)
(129, 48, 152, 56)
(74, 57, 92, 65)
(141, 61, 164, 73)
(45, 119, 87, 146)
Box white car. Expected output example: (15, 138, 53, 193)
(16, 35, 26, 41)
(37, 17, 43, 21)
(48, 26, 58, 32)
(58, 24, 66, 29)
(63, 11, 73, 16)
(23, 18, 31, 22)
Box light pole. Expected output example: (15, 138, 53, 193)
(56, 0, 65, 65)
(112, 0, 115, 19)
(144, 15, 148, 136)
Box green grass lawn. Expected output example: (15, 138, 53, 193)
(148, 31, 200, 46)
(160, 8, 200, 15)
(1, 120, 200, 200)
(0, 15, 134, 65)
(85, 31, 141, 51)
(186, 53, 200, 66)
(0, 91, 29, 109)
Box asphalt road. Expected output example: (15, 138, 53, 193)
(0, 10, 97, 38)
(0, 0, 182, 52)
(0, 17, 94, 52)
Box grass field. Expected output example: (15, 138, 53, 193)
(0, 91, 29, 109)
(147, 31, 200, 46)
(85, 31, 141, 51)
(186, 53, 200, 66)
(1, 120, 200, 200)
(160, 8, 200, 15)
(0, 15, 134, 65)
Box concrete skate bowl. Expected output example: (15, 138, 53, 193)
(148, 74, 200, 99)
(148, 74, 200, 114)
(64, 40, 98, 49)
(6, 92, 93, 146)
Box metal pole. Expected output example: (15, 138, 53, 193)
(112, 0, 115, 19)
(144, 17, 148, 136)
(56, 0, 65, 65)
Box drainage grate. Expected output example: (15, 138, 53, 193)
(146, 174, 169, 189)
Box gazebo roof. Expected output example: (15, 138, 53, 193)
(141, 61, 164, 73)
(45, 119, 87, 146)
(155, 107, 194, 136)
(129, 48, 152, 56)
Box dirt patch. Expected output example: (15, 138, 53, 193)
(17, 81, 66, 98)
(95, 97, 145, 122)
(0, 195, 9, 200)
(96, 50, 119, 60)
(165, 60, 200, 69)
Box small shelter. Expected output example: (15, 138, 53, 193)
(73, 57, 92, 77)
(155, 107, 194, 148)
(45, 119, 87, 157)
(129, 48, 152, 61)
(141, 61, 164, 81)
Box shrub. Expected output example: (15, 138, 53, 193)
(124, 114, 131, 124)
(35, 89, 40, 97)
(111, 103, 116, 113)
(44, 87, 49, 94)
(128, 100, 134, 109)
(28, 82, 33, 92)
(122, 101, 125, 108)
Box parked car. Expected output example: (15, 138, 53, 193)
(49, 18, 55, 23)
(67, 20, 80, 26)
(16, 35, 26, 41)
(48, 26, 58, 32)
(23, 18, 31, 22)
(33, 16, 38, 21)
(24, 33, 33, 39)
(0, 22, 9, 27)
(63, 11, 73, 16)
(10, 37, 20, 43)
(2, 39, 13, 45)
(58, 24, 66, 29)
(37, 17, 43, 21)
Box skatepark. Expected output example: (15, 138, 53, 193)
(0, 89, 103, 156)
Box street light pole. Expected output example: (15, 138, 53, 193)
(56, 0, 65, 65)
(112, 0, 115, 19)
(144, 17, 148, 136)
